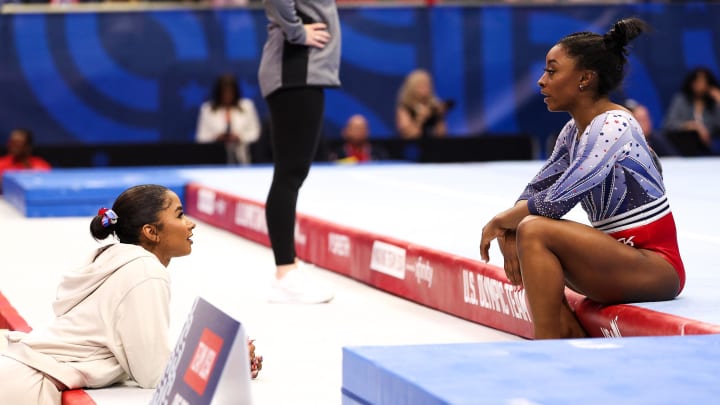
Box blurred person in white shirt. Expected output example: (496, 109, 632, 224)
(196, 74, 261, 165)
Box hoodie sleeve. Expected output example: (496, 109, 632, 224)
(114, 272, 171, 388)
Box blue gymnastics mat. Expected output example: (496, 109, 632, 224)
(2, 168, 188, 217)
(342, 334, 720, 405)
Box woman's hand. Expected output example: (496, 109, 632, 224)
(498, 230, 523, 286)
(304, 23, 330, 49)
(698, 126, 712, 147)
(709, 86, 720, 104)
(480, 221, 523, 286)
(216, 133, 240, 143)
(479, 217, 505, 263)
(480, 202, 530, 285)
(248, 339, 263, 379)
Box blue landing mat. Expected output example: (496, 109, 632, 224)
(342, 334, 720, 405)
(3, 168, 188, 217)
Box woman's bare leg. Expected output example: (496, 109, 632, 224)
(515, 215, 680, 339)
(560, 296, 587, 338)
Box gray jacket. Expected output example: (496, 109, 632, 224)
(662, 94, 720, 135)
(258, 0, 341, 98)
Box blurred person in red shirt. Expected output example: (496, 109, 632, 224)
(331, 114, 388, 163)
(0, 128, 51, 192)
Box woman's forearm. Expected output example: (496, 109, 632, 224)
(495, 200, 531, 231)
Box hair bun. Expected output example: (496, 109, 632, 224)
(90, 214, 114, 241)
(603, 17, 647, 55)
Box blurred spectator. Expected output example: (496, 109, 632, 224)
(662, 67, 720, 154)
(396, 69, 450, 139)
(624, 98, 677, 157)
(0, 128, 51, 193)
(331, 114, 388, 163)
(196, 74, 260, 165)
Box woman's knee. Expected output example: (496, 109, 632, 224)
(516, 215, 552, 250)
(273, 164, 311, 190)
(0, 357, 61, 404)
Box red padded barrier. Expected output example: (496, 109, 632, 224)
(186, 182, 720, 339)
(62, 390, 97, 405)
(0, 291, 31, 333)
(1, 293, 96, 404)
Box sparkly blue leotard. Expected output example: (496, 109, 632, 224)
(518, 110, 668, 233)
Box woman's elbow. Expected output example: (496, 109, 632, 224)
(131, 347, 171, 388)
(133, 362, 167, 389)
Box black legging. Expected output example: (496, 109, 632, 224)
(265, 87, 325, 265)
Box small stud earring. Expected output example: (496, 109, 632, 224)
(579, 84, 585, 91)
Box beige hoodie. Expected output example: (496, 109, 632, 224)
(1, 243, 171, 389)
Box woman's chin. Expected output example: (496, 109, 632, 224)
(545, 103, 566, 113)
(179, 245, 193, 257)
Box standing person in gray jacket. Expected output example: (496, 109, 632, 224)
(258, 0, 340, 304)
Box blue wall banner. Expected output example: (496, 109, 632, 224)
(1, 3, 718, 150)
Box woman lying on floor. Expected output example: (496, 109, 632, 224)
(0, 184, 261, 404)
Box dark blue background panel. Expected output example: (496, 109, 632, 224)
(1, 4, 719, 148)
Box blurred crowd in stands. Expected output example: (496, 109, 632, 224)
(3, 64, 720, 172)
(191, 65, 720, 165)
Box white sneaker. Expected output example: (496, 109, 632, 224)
(268, 269, 334, 304)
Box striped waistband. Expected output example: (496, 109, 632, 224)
(592, 196, 670, 234)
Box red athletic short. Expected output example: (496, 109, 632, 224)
(607, 212, 686, 294)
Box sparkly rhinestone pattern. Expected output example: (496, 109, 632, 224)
(518, 110, 667, 227)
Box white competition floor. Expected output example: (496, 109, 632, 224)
(0, 198, 518, 405)
(181, 158, 720, 325)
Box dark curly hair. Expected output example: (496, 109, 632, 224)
(557, 18, 647, 96)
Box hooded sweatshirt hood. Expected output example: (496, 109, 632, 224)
(3, 242, 171, 390)
(53, 243, 157, 316)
